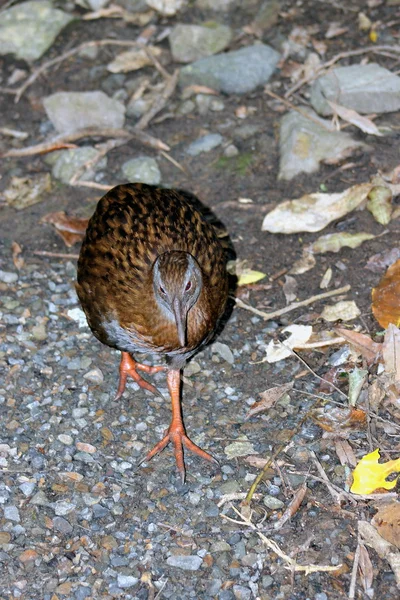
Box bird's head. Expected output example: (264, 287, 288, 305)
(152, 251, 203, 347)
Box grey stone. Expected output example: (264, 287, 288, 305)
(83, 367, 104, 384)
(210, 541, 231, 553)
(19, 482, 36, 496)
(262, 575, 273, 588)
(179, 44, 280, 94)
(278, 109, 369, 181)
(263, 495, 284, 509)
(212, 342, 234, 364)
(121, 156, 161, 185)
(53, 501, 76, 516)
(4, 505, 20, 522)
(252, 1, 280, 32)
(43, 91, 125, 135)
(169, 23, 232, 63)
(166, 554, 203, 570)
(30, 491, 51, 506)
(0, 271, 18, 284)
(207, 579, 222, 595)
(44, 147, 107, 185)
(0, 1, 74, 62)
(53, 516, 73, 534)
(310, 63, 400, 116)
(186, 133, 223, 156)
(233, 585, 252, 600)
(117, 574, 139, 588)
(197, 0, 236, 10)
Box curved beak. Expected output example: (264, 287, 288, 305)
(173, 298, 187, 347)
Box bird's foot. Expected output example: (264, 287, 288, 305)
(114, 352, 166, 401)
(138, 421, 218, 483)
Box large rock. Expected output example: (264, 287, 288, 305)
(43, 91, 125, 134)
(121, 156, 161, 184)
(169, 23, 232, 63)
(310, 63, 400, 116)
(179, 43, 280, 94)
(0, 1, 74, 62)
(278, 109, 369, 181)
(44, 147, 107, 184)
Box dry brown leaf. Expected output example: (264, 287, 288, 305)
(41, 212, 89, 247)
(358, 544, 374, 593)
(311, 406, 367, 432)
(335, 327, 381, 365)
(327, 100, 382, 136)
(372, 503, 400, 549)
(335, 439, 357, 467)
(11, 241, 24, 270)
(326, 23, 348, 38)
(107, 46, 162, 74)
(245, 382, 294, 420)
(372, 260, 400, 328)
(274, 483, 307, 530)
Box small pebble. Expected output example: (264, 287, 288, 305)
(117, 575, 139, 588)
(166, 555, 203, 571)
(4, 506, 20, 522)
(0, 270, 18, 283)
(58, 434, 73, 445)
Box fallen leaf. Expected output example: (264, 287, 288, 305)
(2, 174, 52, 210)
(368, 377, 386, 412)
(358, 543, 374, 594)
(146, 0, 186, 16)
(11, 241, 24, 270)
(321, 300, 361, 322)
(41, 212, 89, 247)
(245, 382, 293, 420)
(311, 232, 375, 254)
(226, 260, 266, 286)
(366, 247, 400, 273)
(262, 183, 371, 234)
(319, 267, 332, 289)
(335, 328, 381, 365)
(326, 22, 348, 38)
(224, 436, 258, 459)
(351, 448, 400, 494)
(107, 45, 162, 73)
(335, 439, 357, 467)
(288, 249, 316, 274)
(367, 183, 393, 224)
(358, 520, 400, 586)
(372, 502, 400, 548)
(382, 324, 400, 384)
(282, 275, 297, 304)
(83, 5, 154, 25)
(372, 260, 400, 328)
(312, 406, 367, 432)
(348, 367, 368, 406)
(327, 100, 383, 136)
(265, 325, 313, 363)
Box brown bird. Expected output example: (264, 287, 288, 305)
(76, 183, 229, 481)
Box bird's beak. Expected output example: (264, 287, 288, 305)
(173, 298, 187, 347)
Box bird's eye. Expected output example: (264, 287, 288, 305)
(185, 281, 192, 292)
(159, 285, 166, 295)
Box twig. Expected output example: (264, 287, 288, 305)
(264, 89, 333, 131)
(235, 284, 351, 321)
(287, 347, 349, 400)
(135, 69, 179, 131)
(292, 336, 345, 349)
(160, 150, 189, 175)
(285, 45, 400, 98)
(33, 251, 80, 259)
(348, 538, 361, 600)
(222, 504, 342, 575)
(311, 451, 356, 505)
(273, 483, 307, 530)
(1, 127, 170, 159)
(7, 40, 150, 103)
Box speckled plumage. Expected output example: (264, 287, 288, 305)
(76, 183, 228, 369)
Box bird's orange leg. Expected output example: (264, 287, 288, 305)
(138, 369, 218, 482)
(114, 352, 166, 401)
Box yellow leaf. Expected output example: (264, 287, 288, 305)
(237, 270, 266, 286)
(351, 448, 400, 494)
(369, 30, 378, 43)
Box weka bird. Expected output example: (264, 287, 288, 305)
(76, 183, 229, 481)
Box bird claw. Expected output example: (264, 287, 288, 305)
(137, 427, 217, 483)
(115, 353, 167, 401)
